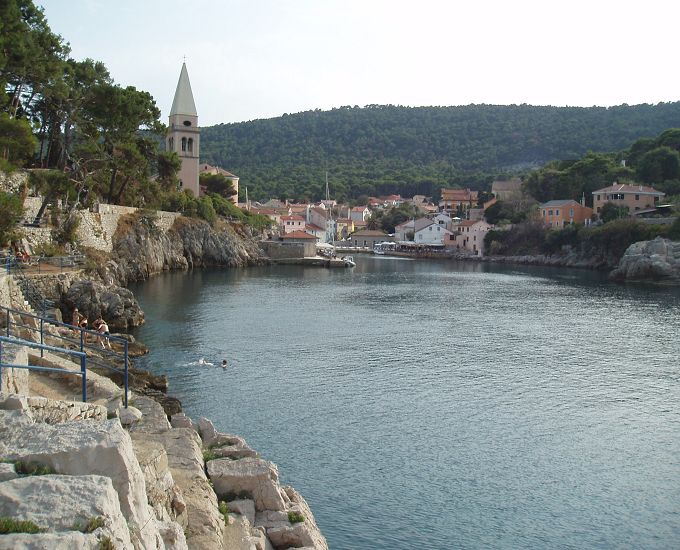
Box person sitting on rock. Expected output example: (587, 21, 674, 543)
(72, 308, 86, 334)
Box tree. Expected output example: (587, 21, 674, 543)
(0, 112, 37, 169)
(599, 201, 629, 223)
(636, 146, 680, 183)
(199, 172, 236, 198)
(0, 191, 24, 245)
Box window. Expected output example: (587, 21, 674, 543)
(597, 194, 601, 201)
(543, 210, 546, 216)
(635, 194, 640, 200)
(548, 210, 553, 215)
(555, 209, 560, 216)
(181, 137, 187, 151)
(168, 137, 174, 150)
(183, 120, 191, 126)
(188, 138, 193, 153)
(569, 208, 574, 217)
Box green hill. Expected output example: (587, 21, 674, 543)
(200, 103, 680, 202)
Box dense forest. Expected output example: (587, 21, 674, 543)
(201, 103, 680, 202)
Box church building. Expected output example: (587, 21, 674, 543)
(167, 63, 200, 196)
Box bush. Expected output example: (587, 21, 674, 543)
(218, 501, 230, 525)
(0, 191, 24, 246)
(667, 216, 680, 241)
(288, 511, 305, 524)
(0, 517, 45, 534)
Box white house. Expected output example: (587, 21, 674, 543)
(414, 220, 453, 246)
(350, 206, 370, 222)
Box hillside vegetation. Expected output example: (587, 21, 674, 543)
(201, 103, 680, 202)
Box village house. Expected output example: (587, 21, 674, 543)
(305, 223, 326, 241)
(539, 199, 593, 228)
(280, 230, 318, 257)
(592, 183, 665, 215)
(280, 215, 305, 234)
(199, 163, 239, 204)
(439, 188, 479, 215)
(414, 220, 453, 246)
(350, 206, 370, 222)
(351, 229, 392, 249)
(394, 217, 433, 241)
(491, 178, 523, 201)
(249, 207, 281, 226)
(448, 219, 494, 256)
(334, 218, 354, 240)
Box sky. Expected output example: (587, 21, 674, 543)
(38, 0, 680, 127)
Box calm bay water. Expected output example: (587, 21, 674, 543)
(130, 257, 680, 549)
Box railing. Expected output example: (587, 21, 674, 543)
(0, 335, 88, 403)
(3, 254, 86, 275)
(0, 306, 129, 408)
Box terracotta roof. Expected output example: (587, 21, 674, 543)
(306, 224, 325, 231)
(281, 231, 317, 240)
(440, 188, 478, 201)
(351, 206, 368, 211)
(251, 208, 277, 215)
(352, 230, 388, 237)
(457, 220, 484, 227)
(540, 199, 581, 207)
(592, 183, 664, 196)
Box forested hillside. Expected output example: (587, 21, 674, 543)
(201, 103, 680, 202)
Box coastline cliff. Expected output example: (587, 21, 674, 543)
(0, 198, 329, 549)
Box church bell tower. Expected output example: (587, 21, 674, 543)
(167, 63, 200, 196)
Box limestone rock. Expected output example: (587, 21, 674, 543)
(61, 278, 144, 330)
(207, 457, 288, 512)
(170, 412, 194, 430)
(0, 474, 132, 549)
(156, 519, 189, 550)
(0, 532, 101, 549)
(119, 405, 143, 427)
(0, 462, 17, 481)
(197, 416, 217, 446)
(0, 413, 161, 550)
(229, 498, 256, 526)
(212, 443, 258, 460)
(610, 237, 680, 284)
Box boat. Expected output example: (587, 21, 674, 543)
(373, 242, 397, 255)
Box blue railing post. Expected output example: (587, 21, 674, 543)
(40, 318, 44, 358)
(80, 328, 84, 354)
(80, 354, 87, 403)
(5, 310, 9, 337)
(124, 339, 129, 409)
(0, 340, 3, 392)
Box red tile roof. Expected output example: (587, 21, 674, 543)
(281, 231, 317, 240)
(592, 183, 664, 195)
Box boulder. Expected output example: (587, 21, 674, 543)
(212, 444, 258, 460)
(61, 279, 144, 330)
(610, 237, 680, 283)
(229, 499, 256, 526)
(207, 457, 288, 512)
(0, 532, 101, 549)
(0, 412, 161, 550)
(0, 474, 132, 548)
(170, 413, 194, 430)
(0, 462, 17, 482)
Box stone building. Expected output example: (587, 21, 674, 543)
(167, 63, 200, 196)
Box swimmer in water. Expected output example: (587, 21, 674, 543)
(222, 359, 228, 368)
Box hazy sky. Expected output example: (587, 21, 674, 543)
(39, 0, 679, 126)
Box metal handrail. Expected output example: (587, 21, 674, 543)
(1, 305, 128, 408)
(0, 335, 88, 403)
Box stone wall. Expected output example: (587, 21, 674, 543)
(0, 170, 28, 194)
(0, 344, 29, 396)
(260, 240, 309, 259)
(77, 204, 182, 253)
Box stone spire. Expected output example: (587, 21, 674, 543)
(167, 63, 200, 196)
(170, 62, 197, 117)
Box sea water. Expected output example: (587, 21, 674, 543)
(131, 257, 680, 549)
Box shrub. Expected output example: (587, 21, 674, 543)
(14, 461, 56, 476)
(98, 536, 115, 550)
(0, 191, 24, 246)
(0, 517, 45, 534)
(218, 501, 230, 525)
(288, 511, 305, 524)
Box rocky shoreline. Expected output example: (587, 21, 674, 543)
(0, 206, 329, 549)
